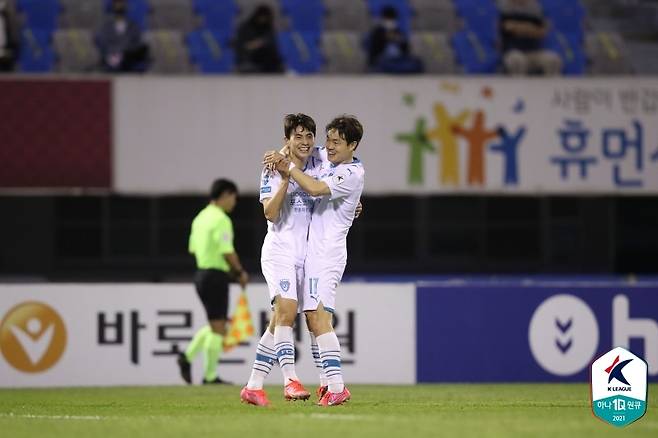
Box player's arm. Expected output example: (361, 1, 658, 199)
(277, 160, 331, 196)
(262, 175, 289, 222)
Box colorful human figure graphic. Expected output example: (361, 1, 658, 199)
(396, 118, 435, 184)
(489, 126, 526, 185)
(427, 103, 470, 186)
(453, 110, 498, 186)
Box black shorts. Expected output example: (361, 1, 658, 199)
(194, 269, 230, 321)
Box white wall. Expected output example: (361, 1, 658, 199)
(114, 76, 658, 194)
(0, 283, 416, 387)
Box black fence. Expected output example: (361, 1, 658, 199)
(1, 194, 657, 281)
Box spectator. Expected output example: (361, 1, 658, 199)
(96, 0, 149, 72)
(0, 0, 17, 72)
(499, 0, 562, 75)
(367, 6, 423, 74)
(234, 5, 284, 73)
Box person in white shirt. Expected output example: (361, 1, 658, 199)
(273, 115, 365, 407)
(240, 114, 319, 406)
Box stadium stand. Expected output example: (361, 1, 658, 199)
(5, 0, 658, 75)
(322, 31, 366, 73)
(53, 28, 97, 72)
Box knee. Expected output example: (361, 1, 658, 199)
(209, 320, 226, 336)
(275, 300, 298, 326)
(305, 310, 333, 336)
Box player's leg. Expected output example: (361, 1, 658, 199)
(274, 295, 310, 400)
(245, 314, 276, 390)
(306, 314, 329, 399)
(241, 314, 275, 406)
(303, 268, 350, 406)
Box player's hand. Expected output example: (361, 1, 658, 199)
(275, 157, 292, 177)
(263, 151, 286, 165)
(355, 201, 363, 219)
(238, 270, 249, 289)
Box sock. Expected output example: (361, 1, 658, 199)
(246, 330, 276, 390)
(317, 332, 344, 393)
(310, 332, 328, 387)
(203, 331, 223, 381)
(274, 325, 299, 383)
(185, 325, 211, 362)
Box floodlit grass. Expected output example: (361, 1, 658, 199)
(0, 384, 656, 437)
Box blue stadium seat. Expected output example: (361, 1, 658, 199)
(277, 31, 322, 74)
(193, 0, 238, 32)
(544, 30, 586, 75)
(186, 29, 235, 73)
(18, 28, 55, 72)
(280, 0, 324, 33)
(453, 0, 498, 43)
(17, 0, 60, 33)
(366, 0, 413, 34)
(103, 0, 149, 29)
(539, 0, 585, 40)
(451, 29, 498, 74)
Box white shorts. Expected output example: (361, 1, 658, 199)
(302, 257, 346, 313)
(261, 259, 305, 307)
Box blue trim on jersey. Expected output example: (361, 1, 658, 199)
(324, 306, 335, 314)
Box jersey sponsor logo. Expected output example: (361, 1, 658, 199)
(260, 187, 272, 194)
(280, 279, 291, 293)
(0, 301, 67, 373)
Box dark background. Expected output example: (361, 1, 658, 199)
(1, 194, 656, 281)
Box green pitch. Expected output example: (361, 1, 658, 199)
(1, 384, 656, 438)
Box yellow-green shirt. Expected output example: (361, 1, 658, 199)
(188, 204, 234, 271)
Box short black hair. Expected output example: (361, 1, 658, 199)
(210, 178, 238, 200)
(326, 115, 363, 149)
(284, 113, 316, 139)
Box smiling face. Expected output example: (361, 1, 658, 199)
(287, 125, 315, 162)
(325, 128, 356, 165)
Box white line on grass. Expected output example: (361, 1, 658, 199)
(1, 413, 103, 421)
(289, 413, 375, 421)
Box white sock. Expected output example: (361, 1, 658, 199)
(274, 325, 299, 383)
(246, 330, 276, 390)
(310, 332, 328, 387)
(316, 332, 344, 393)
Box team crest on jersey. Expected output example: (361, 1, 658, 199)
(279, 279, 291, 292)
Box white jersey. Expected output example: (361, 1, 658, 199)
(259, 156, 321, 267)
(306, 155, 365, 266)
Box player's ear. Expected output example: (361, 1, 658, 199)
(348, 141, 358, 151)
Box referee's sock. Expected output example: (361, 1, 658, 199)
(203, 331, 224, 381)
(185, 325, 210, 362)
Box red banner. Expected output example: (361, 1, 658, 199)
(0, 79, 111, 188)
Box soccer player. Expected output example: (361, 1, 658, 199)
(177, 179, 249, 385)
(240, 114, 319, 406)
(274, 115, 365, 406)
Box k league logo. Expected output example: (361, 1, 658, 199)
(591, 347, 648, 427)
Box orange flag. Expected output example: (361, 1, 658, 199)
(223, 289, 255, 352)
